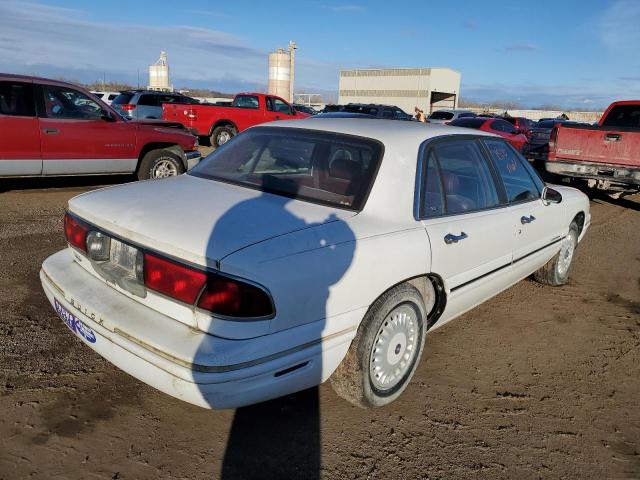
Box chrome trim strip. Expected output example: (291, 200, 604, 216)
(42, 158, 138, 175)
(0, 159, 42, 176)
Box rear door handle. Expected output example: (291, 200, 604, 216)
(43, 128, 59, 135)
(444, 232, 468, 244)
(520, 215, 536, 224)
(604, 133, 621, 142)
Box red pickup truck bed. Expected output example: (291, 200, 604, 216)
(163, 93, 309, 147)
(547, 101, 640, 193)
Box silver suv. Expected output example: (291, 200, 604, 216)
(111, 90, 199, 120)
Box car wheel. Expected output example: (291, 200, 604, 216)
(138, 149, 184, 181)
(330, 283, 427, 408)
(533, 221, 579, 286)
(210, 126, 234, 147)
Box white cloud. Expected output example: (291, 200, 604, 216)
(0, 1, 339, 93)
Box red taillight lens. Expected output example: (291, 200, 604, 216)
(121, 104, 136, 111)
(64, 213, 88, 252)
(198, 276, 273, 318)
(143, 253, 207, 304)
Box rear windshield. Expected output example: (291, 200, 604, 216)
(190, 127, 384, 211)
(112, 93, 134, 105)
(429, 111, 454, 120)
(602, 105, 640, 128)
(449, 117, 487, 129)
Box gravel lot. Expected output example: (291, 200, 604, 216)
(0, 170, 638, 479)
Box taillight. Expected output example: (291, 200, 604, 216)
(144, 253, 207, 304)
(121, 104, 136, 111)
(64, 213, 88, 252)
(549, 126, 559, 150)
(185, 108, 198, 119)
(198, 276, 273, 318)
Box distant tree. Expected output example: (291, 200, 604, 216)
(86, 80, 136, 92)
(177, 87, 233, 98)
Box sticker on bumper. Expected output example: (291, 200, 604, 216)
(54, 298, 97, 344)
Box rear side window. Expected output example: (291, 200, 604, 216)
(491, 120, 517, 134)
(483, 139, 541, 202)
(423, 140, 500, 216)
(382, 108, 394, 119)
(601, 105, 640, 128)
(420, 151, 445, 217)
(191, 127, 383, 211)
(0, 81, 35, 116)
(138, 95, 159, 106)
(112, 93, 134, 105)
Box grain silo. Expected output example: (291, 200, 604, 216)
(148, 51, 173, 92)
(267, 41, 296, 102)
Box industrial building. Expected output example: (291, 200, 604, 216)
(267, 41, 296, 103)
(338, 67, 461, 114)
(148, 51, 172, 92)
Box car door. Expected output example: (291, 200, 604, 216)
(0, 80, 42, 175)
(37, 83, 138, 175)
(419, 138, 513, 298)
(482, 139, 566, 269)
(267, 96, 296, 121)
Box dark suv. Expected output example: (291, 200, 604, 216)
(323, 103, 412, 120)
(112, 90, 199, 120)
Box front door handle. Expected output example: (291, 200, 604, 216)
(444, 232, 468, 244)
(520, 215, 536, 224)
(43, 128, 59, 135)
(604, 133, 621, 142)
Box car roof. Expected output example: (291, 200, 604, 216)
(0, 73, 87, 90)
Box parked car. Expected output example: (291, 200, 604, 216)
(293, 104, 318, 115)
(40, 119, 590, 409)
(0, 74, 200, 180)
(547, 100, 640, 194)
(310, 112, 377, 119)
(427, 109, 476, 124)
(90, 91, 120, 105)
(340, 104, 413, 120)
(112, 90, 200, 120)
(503, 116, 535, 138)
(525, 119, 586, 161)
(449, 117, 528, 151)
(162, 92, 309, 147)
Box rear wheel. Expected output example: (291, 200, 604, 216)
(533, 221, 579, 286)
(137, 149, 184, 181)
(330, 283, 427, 408)
(210, 126, 235, 147)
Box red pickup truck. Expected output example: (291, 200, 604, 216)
(162, 93, 309, 147)
(0, 74, 200, 181)
(547, 100, 640, 194)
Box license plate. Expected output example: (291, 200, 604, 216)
(54, 298, 97, 344)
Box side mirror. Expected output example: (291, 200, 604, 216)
(101, 110, 116, 122)
(542, 186, 562, 205)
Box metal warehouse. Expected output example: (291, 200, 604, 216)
(338, 67, 461, 114)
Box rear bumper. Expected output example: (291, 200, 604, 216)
(40, 249, 354, 409)
(546, 160, 640, 187)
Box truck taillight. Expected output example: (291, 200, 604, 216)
(549, 126, 559, 151)
(121, 104, 136, 111)
(64, 213, 88, 252)
(143, 252, 274, 318)
(185, 108, 198, 120)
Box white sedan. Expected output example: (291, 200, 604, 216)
(40, 119, 590, 409)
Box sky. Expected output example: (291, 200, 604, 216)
(1, 0, 639, 109)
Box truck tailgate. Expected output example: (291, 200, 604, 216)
(553, 125, 640, 168)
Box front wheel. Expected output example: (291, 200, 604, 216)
(330, 283, 427, 408)
(137, 149, 184, 180)
(533, 221, 579, 286)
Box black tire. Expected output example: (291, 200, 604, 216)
(330, 283, 427, 408)
(533, 221, 579, 286)
(137, 149, 184, 181)
(210, 126, 235, 147)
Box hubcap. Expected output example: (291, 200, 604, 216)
(217, 131, 231, 145)
(370, 304, 418, 391)
(151, 158, 178, 178)
(557, 231, 576, 277)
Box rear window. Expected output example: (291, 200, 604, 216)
(449, 117, 487, 129)
(601, 105, 640, 128)
(112, 93, 134, 105)
(429, 111, 454, 120)
(190, 127, 384, 211)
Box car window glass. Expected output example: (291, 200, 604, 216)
(41, 85, 102, 119)
(382, 108, 394, 119)
(108, 94, 118, 101)
(450, 117, 486, 129)
(458, 112, 475, 118)
(253, 138, 315, 174)
(138, 95, 158, 106)
(421, 150, 445, 217)
(393, 109, 407, 120)
(0, 81, 35, 116)
(429, 111, 454, 120)
(112, 93, 134, 105)
(433, 141, 499, 214)
(484, 139, 540, 202)
(601, 105, 640, 128)
(272, 98, 293, 115)
(234, 95, 259, 109)
(490, 120, 505, 132)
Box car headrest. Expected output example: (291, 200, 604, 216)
(441, 171, 460, 192)
(329, 158, 361, 181)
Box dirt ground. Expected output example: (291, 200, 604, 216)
(0, 172, 638, 480)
